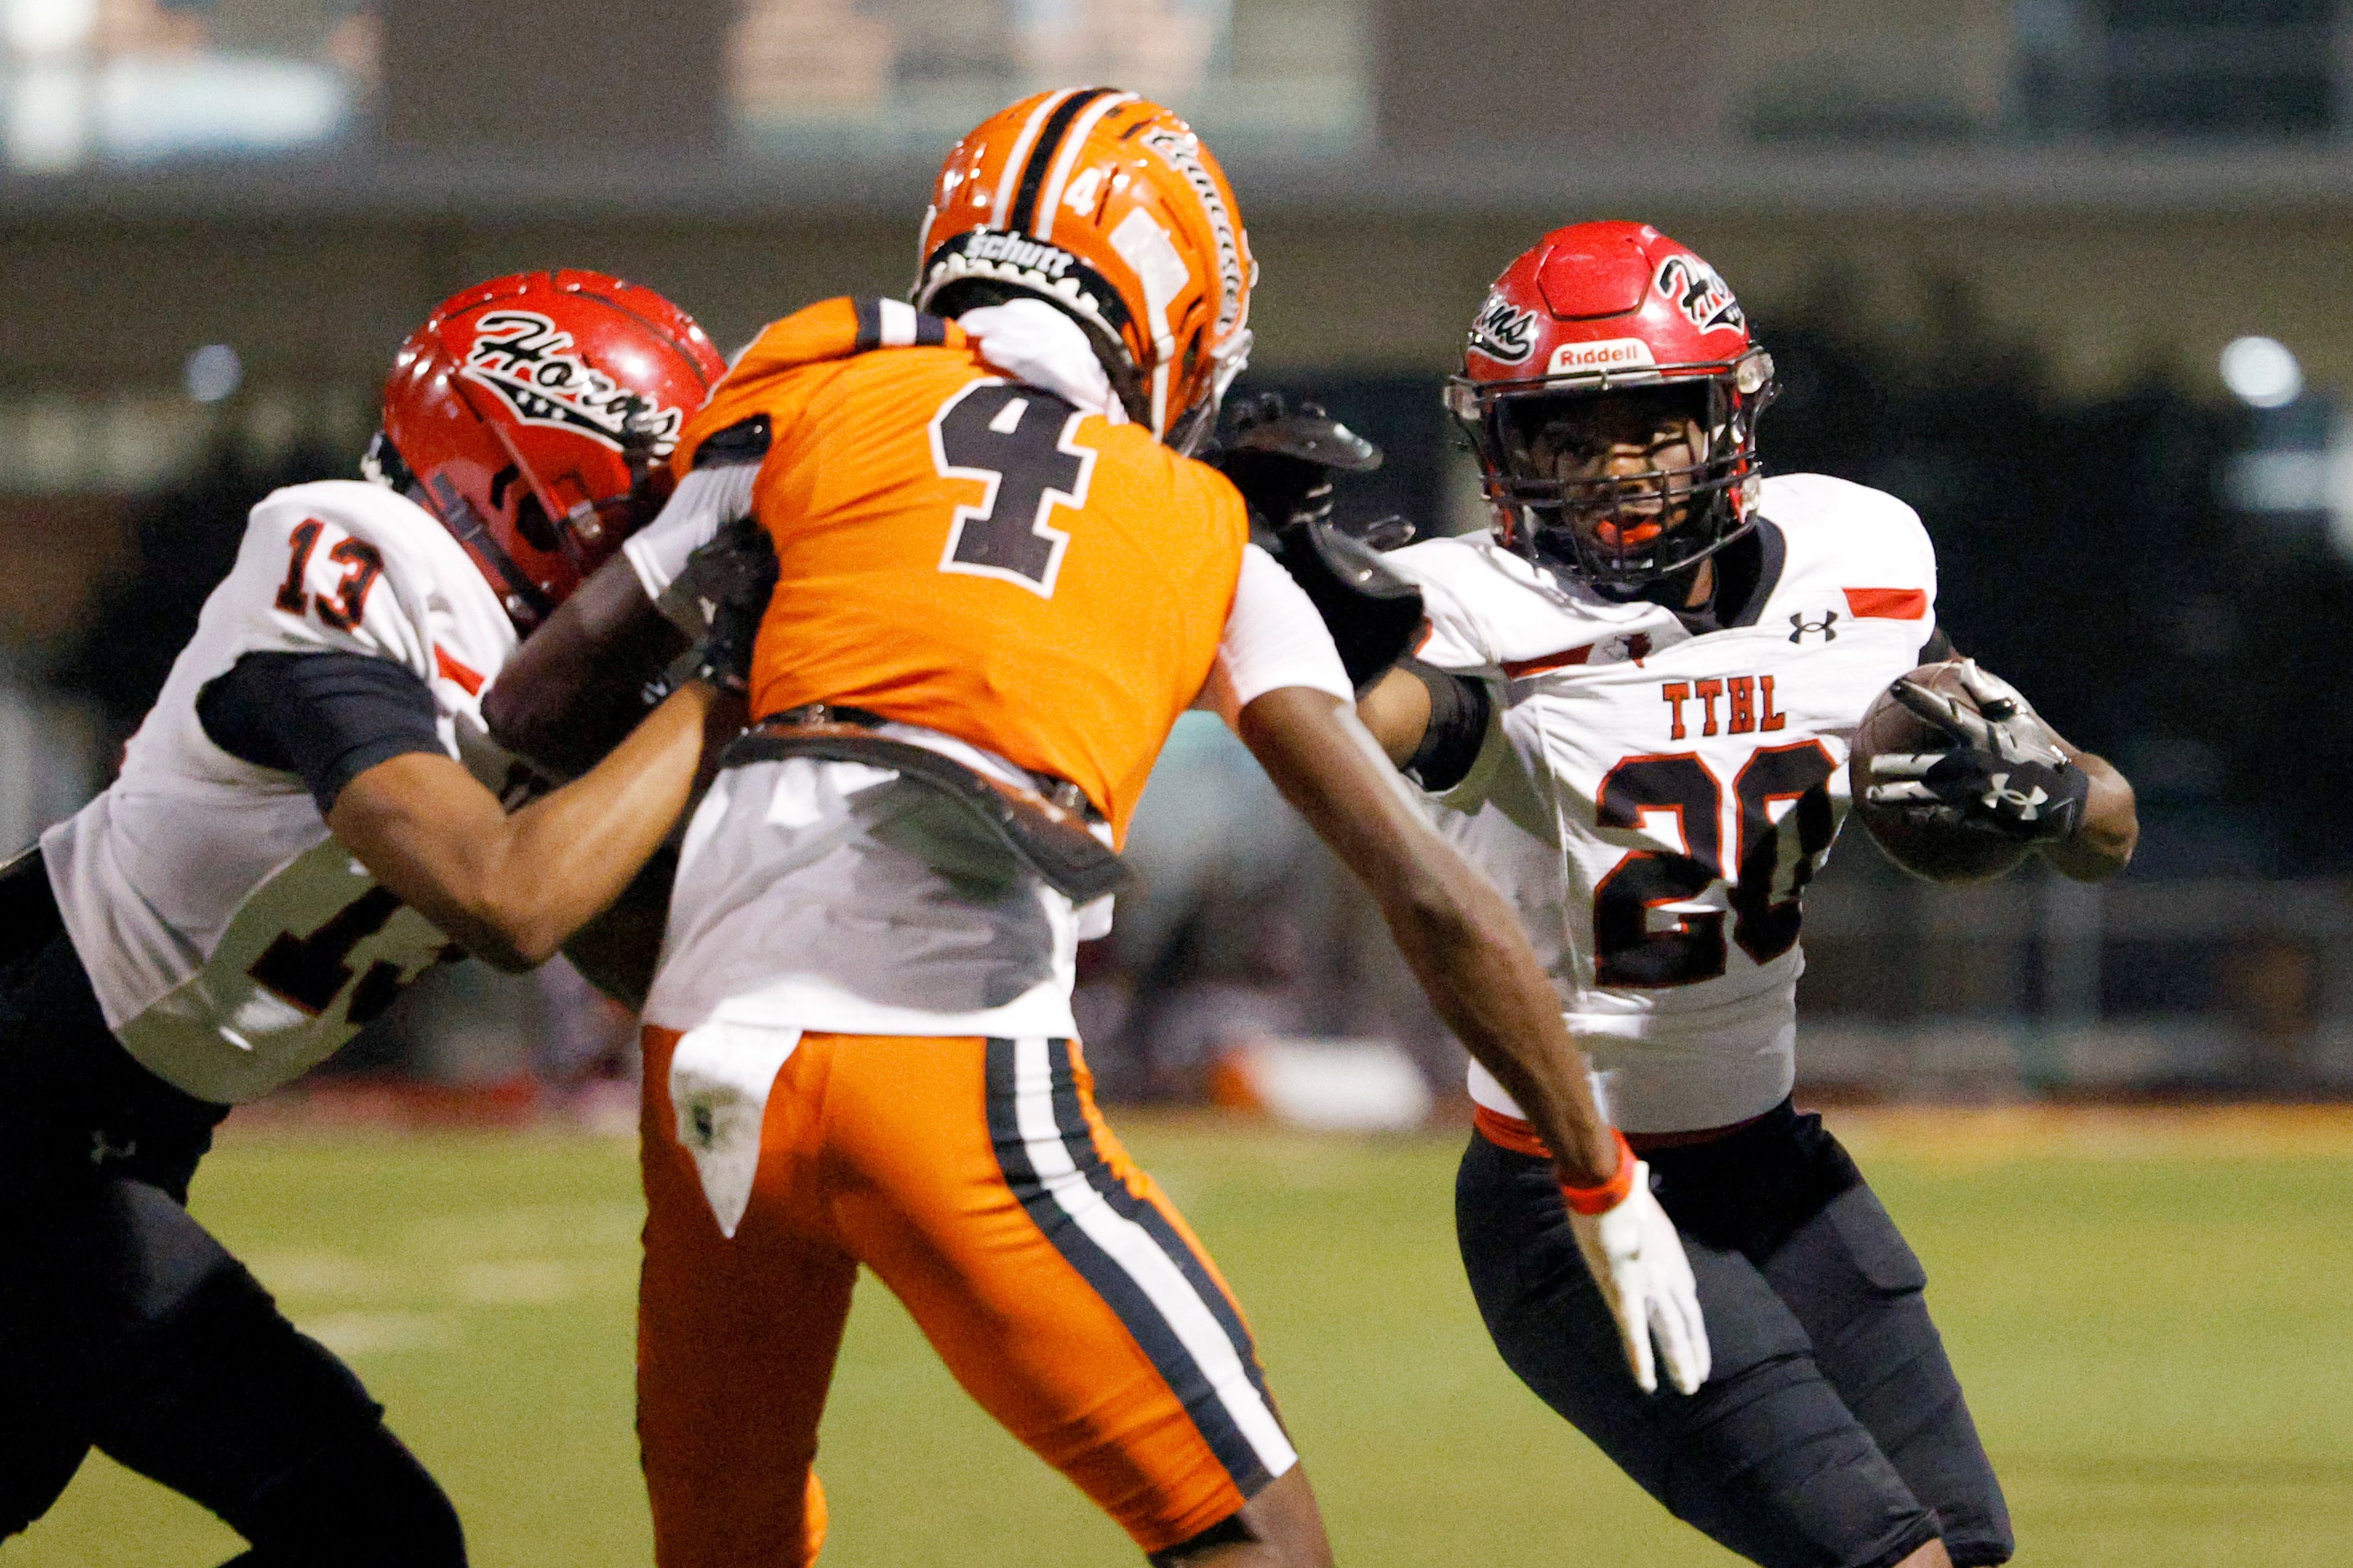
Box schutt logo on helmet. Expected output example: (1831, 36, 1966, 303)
(461, 311, 686, 456)
(1655, 255, 1746, 336)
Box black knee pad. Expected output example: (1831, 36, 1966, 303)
(233, 1421, 465, 1568)
(83, 1258, 460, 1565)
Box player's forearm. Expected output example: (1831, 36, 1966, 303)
(483, 554, 687, 779)
(2044, 746, 2136, 881)
(333, 681, 722, 970)
(484, 681, 726, 962)
(1384, 865, 1622, 1187)
(1235, 686, 1622, 1187)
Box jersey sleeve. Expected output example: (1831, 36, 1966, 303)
(623, 456, 764, 601)
(1773, 473, 1940, 628)
(1194, 543, 1354, 726)
(1383, 539, 1500, 674)
(195, 651, 444, 813)
(238, 483, 448, 681)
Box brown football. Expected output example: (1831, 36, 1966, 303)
(1847, 662, 2031, 885)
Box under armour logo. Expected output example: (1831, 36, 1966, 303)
(89, 1130, 139, 1166)
(1984, 773, 2050, 818)
(1789, 610, 1839, 644)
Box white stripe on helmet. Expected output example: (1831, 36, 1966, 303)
(1032, 91, 1139, 241)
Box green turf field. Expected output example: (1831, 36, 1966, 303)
(14, 1106, 2353, 1565)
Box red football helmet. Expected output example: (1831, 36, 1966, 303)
(371, 270, 726, 630)
(1447, 222, 1777, 594)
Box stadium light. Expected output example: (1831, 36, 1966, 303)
(184, 343, 242, 403)
(2219, 336, 2303, 408)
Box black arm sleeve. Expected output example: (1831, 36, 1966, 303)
(1400, 658, 1491, 792)
(196, 651, 445, 815)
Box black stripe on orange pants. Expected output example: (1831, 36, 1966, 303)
(637, 1027, 1297, 1567)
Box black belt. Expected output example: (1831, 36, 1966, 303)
(721, 709, 1133, 903)
(0, 844, 63, 969)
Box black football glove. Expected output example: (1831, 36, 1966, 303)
(1863, 660, 2089, 842)
(1210, 393, 1384, 530)
(653, 516, 778, 695)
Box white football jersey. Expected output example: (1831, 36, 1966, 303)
(39, 480, 519, 1105)
(1388, 474, 1938, 1132)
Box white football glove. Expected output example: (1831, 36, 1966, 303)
(1567, 1161, 1711, 1396)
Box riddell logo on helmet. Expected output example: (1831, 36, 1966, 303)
(1655, 255, 1746, 336)
(461, 312, 684, 454)
(1546, 338, 1657, 376)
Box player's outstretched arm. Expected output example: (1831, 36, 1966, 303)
(1238, 685, 1708, 1394)
(328, 680, 731, 972)
(1238, 690, 1615, 1177)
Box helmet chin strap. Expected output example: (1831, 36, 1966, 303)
(1167, 327, 1253, 457)
(483, 418, 602, 574)
(423, 473, 554, 630)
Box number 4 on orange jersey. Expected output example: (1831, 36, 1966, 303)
(929, 382, 1097, 599)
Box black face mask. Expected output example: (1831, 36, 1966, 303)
(1451, 364, 1779, 597)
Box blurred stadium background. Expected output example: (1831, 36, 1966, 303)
(5, 1, 2353, 1562)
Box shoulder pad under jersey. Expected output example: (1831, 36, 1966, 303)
(232, 479, 515, 696)
(680, 298, 963, 474)
(1753, 473, 1938, 628)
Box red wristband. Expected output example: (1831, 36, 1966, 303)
(1558, 1129, 1637, 1216)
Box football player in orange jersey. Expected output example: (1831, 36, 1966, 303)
(489, 90, 1705, 1568)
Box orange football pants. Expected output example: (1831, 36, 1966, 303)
(637, 1028, 1296, 1567)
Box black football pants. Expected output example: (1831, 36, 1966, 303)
(1457, 1100, 2013, 1568)
(0, 861, 464, 1565)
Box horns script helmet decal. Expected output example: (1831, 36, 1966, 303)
(1467, 292, 1539, 364)
(460, 311, 686, 455)
(1655, 255, 1746, 336)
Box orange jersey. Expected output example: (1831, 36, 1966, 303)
(674, 298, 1247, 839)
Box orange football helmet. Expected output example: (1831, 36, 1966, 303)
(913, 88, 1256, 454)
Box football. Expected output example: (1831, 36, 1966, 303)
(1847, 661, 2032, 885)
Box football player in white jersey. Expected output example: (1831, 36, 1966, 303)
(0, 271, 744, 1563)
(1347, 225, 2137, 1568)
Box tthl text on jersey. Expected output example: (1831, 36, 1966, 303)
(1662, 676, 1787, 740)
